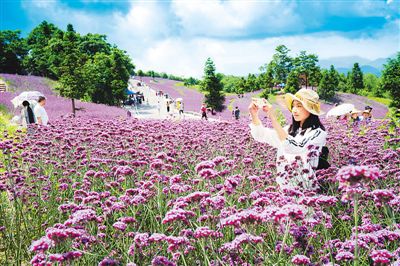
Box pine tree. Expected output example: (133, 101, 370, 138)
(381, 53, 400, 109)
(293, 51, 320, 88)
(348, 63, 364, 94)
(201, 58, 225, 112)
(259, 62, 274, 98)
(318, 65, 339, 101)
(285, 70, 300, 94)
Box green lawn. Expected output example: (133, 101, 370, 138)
(0, 105, 18, 137)
(367, 96, 391, 106)
(174, 82, 240, 96)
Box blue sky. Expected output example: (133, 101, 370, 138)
(1, 0, 399, 77)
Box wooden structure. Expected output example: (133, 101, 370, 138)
(0, 80, 6, 92)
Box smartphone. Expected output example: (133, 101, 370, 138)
(252, 97, 271, 108)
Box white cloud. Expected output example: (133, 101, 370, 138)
(171, 0, 303, 37)
(136, 27, 399, 78)
(21, 1, 399, 78)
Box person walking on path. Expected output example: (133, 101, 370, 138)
(233, 106, 240, 120)
(157, 100, 161, 116)
(166, 101, 170, 113)
(34, 96, 49, 126)
(249, 88, 327, 192)
(179, 102, 184, 118)
(201, 103, 208, 120)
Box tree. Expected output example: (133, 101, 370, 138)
(0, 30, 28, 74)
(78, 33, 111, 56)
(270, 45, 293, 86)
(55, 24, 88, 115)
(201, 58, 225, 112)
(318, 65, 339, 101)
(293, 51, 320, 88)
(137, 69, 144, 80)
(363, 73, 381, 96)
(184, 77, 199, 86)
(285, 70, 300, 94)
(381, 53, 400, 109)
(109, 48, 135, 105)
(337, 73, 348, 92)
(147, 70, 155, 80)
(84, 48, 134, 106)
(23, 21, 60, 78)
(246, 73, 258, 92)
(347, 63, 364, 94)
(257, 62, 275, 99)
(235, 77, 246, 95)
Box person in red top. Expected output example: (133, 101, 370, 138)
(201, 103, 208, 120)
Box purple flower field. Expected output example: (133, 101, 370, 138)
(0, 115, 399, 265)
(0, 74, 126, 120)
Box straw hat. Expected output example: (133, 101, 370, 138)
(350, 108, 362, 114)
(285, 88, 323, 116)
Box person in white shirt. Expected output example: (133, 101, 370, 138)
(34, 96, 49, 126)
(249, 88, 327, 191)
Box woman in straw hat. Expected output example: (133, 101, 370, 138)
(349, 108, 362, 125)
(248, 88, 327, 191)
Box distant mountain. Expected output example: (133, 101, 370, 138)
(319, 54, 395, 76)
(337, 65, 382, 76)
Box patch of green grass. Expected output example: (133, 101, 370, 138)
(0, 105, 18, 137)
(227, 99, 236, 111)
(367, 96, 391, 106)
(175, 82, 204, 93)
(254, 92, 277, 104)
(0, 76, 14, 92)
(44, 78, 59, 90)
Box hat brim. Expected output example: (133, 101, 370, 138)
(285, 93, 324, 116)
(350, 109, 362, 114)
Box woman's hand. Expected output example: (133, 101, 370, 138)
(262, 104, 273, 113)
(248, 102, 261, 126)
(248, 102, 259, 117)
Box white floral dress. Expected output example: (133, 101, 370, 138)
(249, 124, 327, 191)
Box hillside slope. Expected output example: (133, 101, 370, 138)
(0, 74, 126, 120)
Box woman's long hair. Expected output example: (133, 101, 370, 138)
(288, 113, 325, 137)
(22, 101, 35, 124)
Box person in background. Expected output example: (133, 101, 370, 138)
(34, 96, 49, 126)
(362, 106, 373, 123)
(349, 108, 362, 125)
(166, 101, 170, 113)
(233, 106, 240, 120)
(179, 102, 184, 118)
(362, 109, 372, 123)
(201, 103, 208, 120)
(21, 100, 36, 127)
(249, 88, 327, 191)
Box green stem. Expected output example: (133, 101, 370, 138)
(354, 195, 359, 266)
(277, 219, 290, 262)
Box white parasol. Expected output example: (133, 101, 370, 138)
(11, 91, 44, 108)
(326, 103, 355, 117)
(175, 98, 183, 102)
